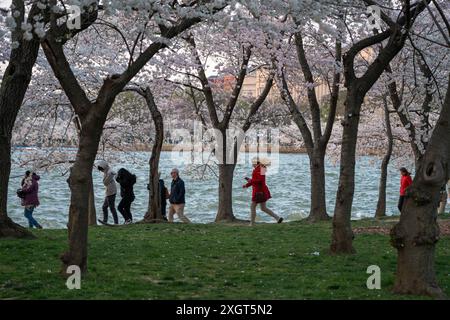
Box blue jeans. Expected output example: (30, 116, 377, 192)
(24, 206, 40, 228)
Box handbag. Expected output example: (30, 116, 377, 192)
(16, 188, 25, 199)
(254, 192, 265, 203)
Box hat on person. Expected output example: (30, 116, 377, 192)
(96, 160, 109, 170)
(259, 157, 272, 167)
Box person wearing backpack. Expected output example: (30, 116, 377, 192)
(116, 168, 137, 224)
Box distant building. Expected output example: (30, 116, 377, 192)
(207, 46, 375, 106)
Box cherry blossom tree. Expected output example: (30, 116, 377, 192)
(39, 0, 229, 274)
(390, 0, 450, 299)
(0, 0, 95, 238)
(150, 8, 280, 222)
(331, 0, 432, 254)
(275, 10, 343, 222)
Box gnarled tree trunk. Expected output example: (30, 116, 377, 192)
(134, 88, 164, 222)
(391, 74, 450, 299)
(375, 95, 393, 218)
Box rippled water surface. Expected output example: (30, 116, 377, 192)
(8, 150, 407, 228)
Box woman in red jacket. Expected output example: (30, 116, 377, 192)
(243, 158, 283, 226)
(398, 167, 413, 212)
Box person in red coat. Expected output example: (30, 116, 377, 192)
(398, 167, 413, 212)
(243, 157, 283, 226)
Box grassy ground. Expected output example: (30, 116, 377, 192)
(0, 215, 449, 300)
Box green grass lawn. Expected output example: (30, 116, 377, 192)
(0, 217, 449, 300)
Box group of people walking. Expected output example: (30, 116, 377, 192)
(96, 158, 282, 225)
(16, 160, 449, 229)
(96, 160, 136, 225)
(16, 157, 283, 228)
(97, 162, 193, 224)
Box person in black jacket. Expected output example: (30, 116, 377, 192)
(168, 168, 191, 223)
(159, 175, 169, 221)
(116, 168, 136, 224)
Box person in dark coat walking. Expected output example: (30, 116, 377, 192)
(243, 157, 283, 226)
(21, 171, 42, 229)
(159, 174, 169, 221)
(116, 168, 136, 224)
(168, 168, 191, 223)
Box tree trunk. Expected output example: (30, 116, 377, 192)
(88, 177, 97, 226)
(0, 137, 35, 239)
(60, 112, 106, 275)
(307, 148, 330, 222)
(215, 127, 238, 223)
(0, 2, 41, 239)
(74, 116, 97, 226)
(142, 89, 164, 222)
(375, 96, 393, 218)
(330, 90, 362, 254)
(215, 163, 237, 222)
(391, 74, 450, 299)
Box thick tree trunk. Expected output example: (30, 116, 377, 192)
(375, 96, 393, 218)
(0, 2, 41, 239)
(74, 117, 97, 226)
(142, 89, 164, 222)
(60, 112, 106, 275)
(330, 90, 363, 254)
(307, 149, 330, 222)
(215, 163, 237, 222)
(391, 74, 450, 299)
(215, 127, 238, 223)
(0, 139, 34, 238)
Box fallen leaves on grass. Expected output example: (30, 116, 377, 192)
(353, 220, 450, 236)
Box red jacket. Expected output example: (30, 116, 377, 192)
(400, 174, 412, 196)
(244, 165, 271, 202)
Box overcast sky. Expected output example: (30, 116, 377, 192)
(0, 0, 11, 9)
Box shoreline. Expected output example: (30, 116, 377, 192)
(13, 144, 309, 154)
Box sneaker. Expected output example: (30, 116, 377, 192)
(36, 225, 43, 229)
(277, 217, 284, 224)
(124, 219, 133, 225)
(98, 219, 108, 225)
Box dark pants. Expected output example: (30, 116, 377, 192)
(103, 194, 118, 224)
(398, 196, 406, 212)
(118, 196, 134, 221)
(161, 202, 167, 221)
